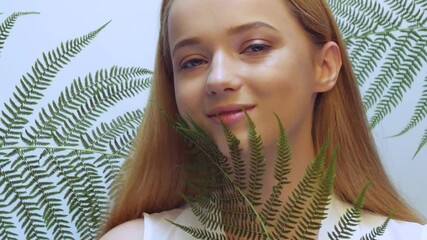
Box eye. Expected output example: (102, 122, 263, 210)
(180, 58, 206, 70)
(243, 43, 270, 54)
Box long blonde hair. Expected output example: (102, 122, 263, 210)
(101, 0, 423, 234)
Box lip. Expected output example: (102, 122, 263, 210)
(206, 104, 256, 125)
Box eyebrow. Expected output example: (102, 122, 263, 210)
(226, 21, 279, 35)
(171, 21, 279, 56)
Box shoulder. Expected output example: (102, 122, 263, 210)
(100, 218, 144, 240)
(100, 206, 195, 240)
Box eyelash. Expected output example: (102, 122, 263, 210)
(179, 43, 271, 70)
(180, 58, 207, 70)
(242, 43, 271, 54)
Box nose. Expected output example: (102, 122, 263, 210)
(205, 52, 242, 96)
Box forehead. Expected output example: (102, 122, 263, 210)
(167, 0, 293, 42)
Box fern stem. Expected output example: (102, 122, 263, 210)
(345, 25, 427, 41)
(0, 145, 127, 158)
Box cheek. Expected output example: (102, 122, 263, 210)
(247, 49, 316, 93)
(174, 80, 204, 116)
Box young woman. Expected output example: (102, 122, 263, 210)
(100, 0, 426, 239)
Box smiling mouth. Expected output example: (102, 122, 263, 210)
(207, 105, 255, 125)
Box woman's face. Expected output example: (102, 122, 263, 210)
(168, 0, 329, 154)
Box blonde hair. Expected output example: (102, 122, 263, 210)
(101, 0, 423, 234)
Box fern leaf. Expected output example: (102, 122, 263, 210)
(260, 114, 291, 227)
(40, 148, 94, 239)
(9, 149, 74, 239)
(349, 34, 393, 86)
(327, 182, 370, 240)
(415, 0, 427, 13)
(167, 220, 227, 240)
(83, 110, 143, 186)
(70, 150, 108, 236)
(23, 67, 148, 146)
(360, 214, 392, 240)
(292, 147, 337, 240)
(0, 167, 49, 240)
(0, 12, 39, 53)
(362, 29, 426, 112)
(0, 200, 18, 240)
(369, 29, 427, 128)
(245, 112, 266, 207)
(385, 0, 427, 24)
(222, 123, 246, 191)
(51, 77, 150, 146)
(413, 128, 427, 158)
(271, 137, 329, 239)
(0, 21, 111, 147)
(174, 114, 272, 239)
(394, 80, 427, 137)
(328, 1, 427, 139)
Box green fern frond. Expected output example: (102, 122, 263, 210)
(182, 194, 224, 230)
(0, 208, 18, 240)
(328, 0, 401, 39)
(415, 0, 427, 12)
(87, 110, 143, 184)
(109, 130, 137, 156)
(23, 66, 150, 145)
(69, 150, 108, 235)
(173, 114, 271, 239)
(14, 149, 74, 239)
(394, 81, 427, 137)
(349, 34, 393, 86)
(245, 111, 266, 207)
(51, 78, 149, 146)
(328, 1, 427, 154)
(368, 30, 427, 128)
(1, 146, 76, 239)
(360, 214, 392, 240)
(172, 113, 396, 240)
(222, 123, 246, 191)
(42, 148, 95, 239)
(0, 166, 49, 240)
(413, 129, 427, 158)
(172, 112, 394, 240)
(327, 182, 370, 240)
(384, 0, 426, 24)
(271, 136, 329, 239)
(178, 115, 231, 175)
(167, 220, 226, 240)
(0, 21, 111, 147)
(260, 114, 291, 227)
(362, 29, 425, 112)
(0, 12, 39, 53)
(292, 147, 337, 240)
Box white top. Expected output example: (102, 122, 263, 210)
(142, 196, 427, 239)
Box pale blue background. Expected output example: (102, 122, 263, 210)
(0, 2, 426, 238)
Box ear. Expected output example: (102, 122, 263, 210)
(314, 41, 342, 93)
